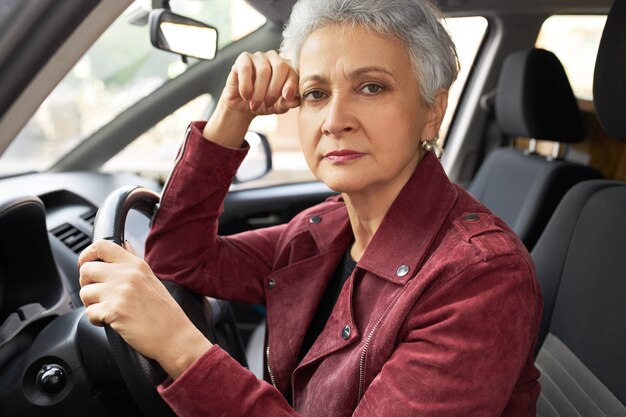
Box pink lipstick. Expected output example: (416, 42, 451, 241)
(324, 150, 365, 163)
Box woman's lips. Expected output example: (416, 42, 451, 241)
(324, 150, 365, 163)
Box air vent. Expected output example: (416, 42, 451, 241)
(50, 223, 91, 254)
(80, 208, 97, 226)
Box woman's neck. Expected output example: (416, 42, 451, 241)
(343, 180, 406, 262)
(342, 151, 426, 261)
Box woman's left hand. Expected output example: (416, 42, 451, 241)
(78, 239, 212, 379)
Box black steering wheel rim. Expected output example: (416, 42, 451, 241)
(92, 185, 209, 417)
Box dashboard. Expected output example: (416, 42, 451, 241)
(0, 171, 160, 417)
(0, 171, 160, 310)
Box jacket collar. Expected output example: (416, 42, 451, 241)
(352, 152, 457, 284)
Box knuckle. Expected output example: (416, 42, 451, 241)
(78, 286, 89, 303)
(78, 264, 90, 284)
(85, 306, 102, 325)
(275, 60, 290, 71)
(237, 51, 251, 62)
(255, 61, 271, 77)
(108, 299, 123, 320)
(117, 281, 135, 298)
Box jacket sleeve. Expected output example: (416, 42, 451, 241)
(354, 254, 542, 417)
(158, 346, 305, 417)
(145, 121, 286, 304)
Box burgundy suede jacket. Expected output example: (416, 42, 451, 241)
(145, 121, 543, 417)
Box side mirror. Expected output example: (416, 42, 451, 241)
(235, 132, 272, 183)
(149, 9, 218, 60)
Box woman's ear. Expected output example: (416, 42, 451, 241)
(422, 89, 449, 140)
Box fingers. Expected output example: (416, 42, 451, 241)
(80, 282, 115, 327)
(78, 239, 147, 288)
(79, 281, 106, 306)
(232, 50, 299, 112)
(263, 51, 292, 107)
(78, 258, 110, 286)
(233, 52, 255, 102)
(78, 238, 130, 268)
(84, 304, 108, 327)
(281, 60, 299, 101)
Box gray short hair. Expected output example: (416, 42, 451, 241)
(280, 0, 459, 106)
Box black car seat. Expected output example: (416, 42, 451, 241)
(533, 1, 626, 414)
(468, 48, 602, 250)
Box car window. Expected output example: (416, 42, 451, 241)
(535, 15, 607, 100)
(0, 0, 265, 175)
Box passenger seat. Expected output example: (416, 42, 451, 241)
(468, 48, 602, 250)
(533, 1, 626, 414)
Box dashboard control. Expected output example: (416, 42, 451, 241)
(36, 364, 67, 394)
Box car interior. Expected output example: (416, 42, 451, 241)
(467, 47, 603, 250)
(0, 0, 624, 415)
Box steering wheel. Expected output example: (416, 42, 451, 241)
(92, 185, 246, 417)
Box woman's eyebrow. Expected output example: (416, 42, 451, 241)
(300, 66, 396, 86)
(299, 74, 328, 86)
(350, 66, 395, 79)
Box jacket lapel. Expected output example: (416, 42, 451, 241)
(358, 152, 458, 284)
(265, 203, 352, 394)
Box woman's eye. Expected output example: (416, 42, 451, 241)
(303, 90, 326, 101)
(360, 84, 384, 95)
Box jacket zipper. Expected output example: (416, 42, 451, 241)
(266, 346, 277, 387)
(357, 319, 381, 402)
(357, 290, 404, 403)
(152, 126, 191, 224)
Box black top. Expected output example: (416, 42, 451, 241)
(299, 248, 357, 361)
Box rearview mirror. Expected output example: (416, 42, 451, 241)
(149, 9, 218, 60)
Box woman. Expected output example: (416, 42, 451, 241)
(78, 0, 543, 415)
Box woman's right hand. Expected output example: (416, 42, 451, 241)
(203, 50, 300, 147)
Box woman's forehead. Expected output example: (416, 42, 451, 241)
(298, 24, 412, 80)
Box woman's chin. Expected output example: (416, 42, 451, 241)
(319, 176, 367, 194)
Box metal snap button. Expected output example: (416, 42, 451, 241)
(309, 215, 321, 224)
(268, 279, 276, 290)
(396, 265, 410, 277)
(342, 325, 351, 340)
(464, 213, 480, 222)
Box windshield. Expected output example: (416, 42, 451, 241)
(0, 0, 265, 175)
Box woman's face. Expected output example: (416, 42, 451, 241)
(297, 24, 447, 196)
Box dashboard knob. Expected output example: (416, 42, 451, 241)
(36, 364, 67, 394)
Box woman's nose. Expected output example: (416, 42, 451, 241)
(321, 94, 357, 136)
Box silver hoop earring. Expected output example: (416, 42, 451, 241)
(420, 137, 443, 159)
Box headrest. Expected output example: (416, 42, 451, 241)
(594, 0, 626, 142)
(495, 48, 586, 143)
